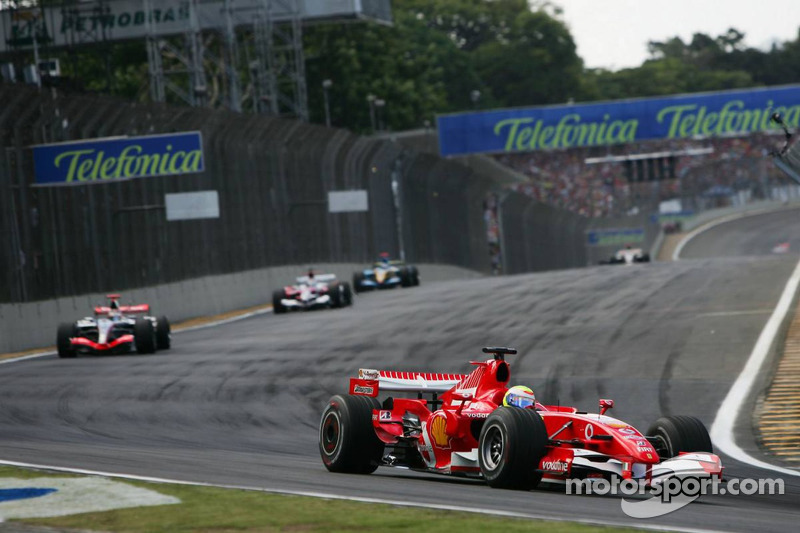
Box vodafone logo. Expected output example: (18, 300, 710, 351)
(542, 460, 569, 472)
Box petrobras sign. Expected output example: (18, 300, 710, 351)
(32, 132, 204, 186)
(437, 85, 800, 156)
(0, 1, 392, 53)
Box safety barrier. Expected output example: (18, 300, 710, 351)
(0, 83, 499, 304)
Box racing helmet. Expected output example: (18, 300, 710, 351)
(503, 385, 536, 409)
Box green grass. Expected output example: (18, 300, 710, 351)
(0, 466, 641, 533)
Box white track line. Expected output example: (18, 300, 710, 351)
(709, 255, 800, 477)
(673, 205, 800, 475)
(0, 459, 724, 533)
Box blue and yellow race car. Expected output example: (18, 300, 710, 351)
(352, 254, 420, 293)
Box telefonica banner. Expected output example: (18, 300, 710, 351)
(32, 132, 204, 186)
(437, 85, 800, 157)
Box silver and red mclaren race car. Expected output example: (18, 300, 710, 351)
(272, 272, 352, 314)
(319, 347, 721, 490)
(56, 294, 171, 358)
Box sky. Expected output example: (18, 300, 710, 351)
(551, 0, 800, 70)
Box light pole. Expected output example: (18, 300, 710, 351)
(470, 89, 481, 110)
(374, 98, 385, 132)
(322, 79, 333, 127)
(366, 93, 376, 132)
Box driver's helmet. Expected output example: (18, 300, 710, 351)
(378, 252, 390, 265)
(503, 385, 536, 409)
(307, 269, 315, 281)
(108, 299, 121, 320)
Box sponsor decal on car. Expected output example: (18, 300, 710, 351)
(542, 460, 569, 473)
(353, 385, 374, 395)
(359, 369, 380, 380)
(465, 412, 489, 418)
(379, 410, 392, 421)
(429, 413, 450, 448)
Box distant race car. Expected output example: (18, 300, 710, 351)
(320, 347, 721, 490)
(272, 272, 352, 314)
(352, 254, 419, 293)
(56, 294, 170, 358)
(602, 246, 650, 265)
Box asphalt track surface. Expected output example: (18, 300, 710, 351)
(2, 208, 800, 532)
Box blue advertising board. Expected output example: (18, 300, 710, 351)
(586, 228, 645, 247)
(437, 85, 800, 157)
(32, 131, 204, 185)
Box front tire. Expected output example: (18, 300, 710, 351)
(155, 316, 171, 350)
(399, 267, 412, 288)
(272, 289, 287, 314)
(319, 394, 384, 473)
(329, 283, 343, 308)
(646, 415, 712, 458)
(134, 317, 156, 354)
(57, 323, 76, 358)
(479, 407, 548, 489)
(341, 282, 353, 306)
(352, 272, 365, 294)
(410, 266, 420, 286)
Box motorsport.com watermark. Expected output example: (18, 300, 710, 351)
(567, 476, 785, 518)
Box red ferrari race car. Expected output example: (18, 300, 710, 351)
(56, 294, 171, 358)
(319, 347, 722, 490)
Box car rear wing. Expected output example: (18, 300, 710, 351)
(349, 369, 466, 397)
(94, 304, 150, 314)
(296, 273, 337, 284)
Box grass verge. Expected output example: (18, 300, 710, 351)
(0, 466, 644, 533)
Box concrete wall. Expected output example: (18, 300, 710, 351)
(0, 263, 483, 354)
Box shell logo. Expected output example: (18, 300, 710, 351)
(430, 414, 450, 448)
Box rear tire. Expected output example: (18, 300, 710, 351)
(155, 316, 171, 350)
(319, 394, 384, 473)
(134, 317, 156, 354)
(479, 407, 548, 490)
(272, 289, 287, 314)
(57, 323, 76, 358)
(646, 415, 713, 458)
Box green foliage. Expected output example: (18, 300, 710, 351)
(12, 1, 800, 132)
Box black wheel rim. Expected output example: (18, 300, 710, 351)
(321, 411, 341, 456)
(481, 425, 504, 470)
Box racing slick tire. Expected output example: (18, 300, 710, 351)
(637, 253, 651, 263)
(330, 283, 343, 308)
(319, 394, 384, 474)
(57, 323, 77, 359)
(352, 272, 365, 294)
(410, 266, 420, 286)
(155, 316, 171, 350)
(272, 289, 287, 314)
(399, 267, 412, 288)
(479, 407, 548, 490)
(646, 415, 713, 458)
(341, 282, 353, 307)
(134, 317, 157, 354)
